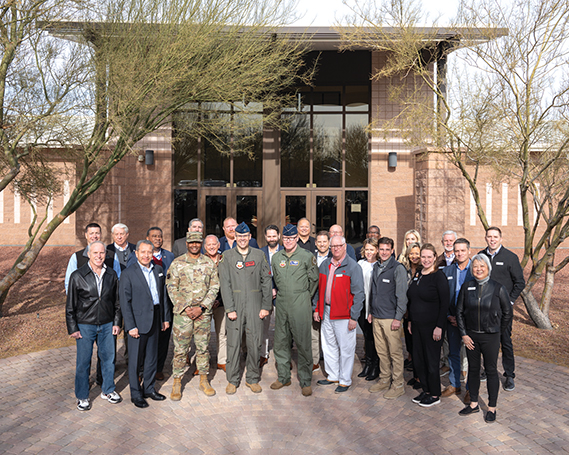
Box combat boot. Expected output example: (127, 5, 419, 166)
(171, 378, 182, 401)
(199, 374, 216, 397)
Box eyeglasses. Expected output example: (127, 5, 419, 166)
(330, 244, 345, 249)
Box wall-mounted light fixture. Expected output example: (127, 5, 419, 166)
(388, 152, 397, 168)
(145, 149, 154, 166)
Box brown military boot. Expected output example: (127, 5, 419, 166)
(171, 378, 182, 401)
(199, 375, 216, 397)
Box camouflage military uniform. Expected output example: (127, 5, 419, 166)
(272, 246, 319, 388)
(166, 253, 220, 378)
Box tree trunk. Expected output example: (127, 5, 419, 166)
(520, 288, 553, 330)
(540, 256, 555, 319)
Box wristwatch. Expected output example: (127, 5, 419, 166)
(200, 305, 207, 313)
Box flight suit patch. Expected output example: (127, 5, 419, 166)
(245, 261, 255, 267)
(236, 261, 244, 269)
(279, 260, 287, 268)
(290, 260, 299, 266)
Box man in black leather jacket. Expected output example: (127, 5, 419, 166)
(66, 241, 122, 411)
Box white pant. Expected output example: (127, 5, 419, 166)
(321, 306, 357, 386)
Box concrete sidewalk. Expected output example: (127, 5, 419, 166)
(1, 335, 568, 454)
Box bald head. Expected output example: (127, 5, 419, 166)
(329, 225, 344, 237)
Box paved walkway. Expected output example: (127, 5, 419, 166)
(1, 335, 568, 455)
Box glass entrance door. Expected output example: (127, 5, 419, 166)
(200, 189, 261, 240)
(282, 190, 342, 235)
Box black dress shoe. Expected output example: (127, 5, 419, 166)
(131, 397, 149, 408)
(144, 391, 166, 401)
(358, 362, 371, 378)
(365, 364, 379, 381)
(459, 405, 480, 416)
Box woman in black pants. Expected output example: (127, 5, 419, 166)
(357, 238, 380, 380)
(456, 254, 512, 423)
(407, 243, 450, 407)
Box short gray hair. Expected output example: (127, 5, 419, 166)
(136, 239, 153, 251)
(111, 223, 129, 234)
(470, 254, 492, 275)
(442, 230, 457, 241)
(86, 240, 106, 254)
(188, 218, 203, 229)
(205, 234, 219, 244)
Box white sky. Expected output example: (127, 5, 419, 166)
(291, 0, 460, 26)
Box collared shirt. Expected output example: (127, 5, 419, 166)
(317, 251, 329, 267)
(444, 252, 455, 266)
(88, 263, 107, 297)
(486, 245, 502, 258)
(325, 253, 346, 305)
(454, 260, 471, 303)
(138, 262, 160, 305)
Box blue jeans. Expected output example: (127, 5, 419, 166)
(75, 322, 116, 399)
(447, 324, 462, 388)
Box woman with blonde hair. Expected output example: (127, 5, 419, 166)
(357, 238, 380, 381)
(398, 229, 422, 268)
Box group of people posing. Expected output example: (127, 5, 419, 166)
(64, 217, 524, 424)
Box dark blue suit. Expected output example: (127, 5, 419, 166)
(442, 261, 474, 389)
(219, 236, 259, 252)
(119, 262, 170, 400)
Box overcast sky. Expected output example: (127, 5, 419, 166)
(291, 0, 460, 26)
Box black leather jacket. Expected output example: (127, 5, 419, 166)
(66, 263, 121, 334)
(456, 278, 512, 336)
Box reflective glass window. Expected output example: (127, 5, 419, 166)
(281, 114, 310, 187)
(316, 195, 337, 232)
(236, 195, 258, 240)
(205, 195, 227, 237)
(313, 114, 342, 188)
(285, 195, 306, 225)
(345, 114, 369, 187)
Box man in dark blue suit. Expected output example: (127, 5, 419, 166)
(119, 240, 171, 408)
(441, 238, 473, 398)
(259, 224, 283, 366)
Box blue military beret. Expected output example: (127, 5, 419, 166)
(282, 224, 298, 236)
(235, 222, 250, 234)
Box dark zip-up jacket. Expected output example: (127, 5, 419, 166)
(369, 256, 408, 321)
(66, 263, 121, 334)
(456, 278, 512, 336)
(479, 246, 525, 302)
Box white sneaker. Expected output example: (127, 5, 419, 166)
(101, 391, 122, 404)
(77, 399, 91, 411)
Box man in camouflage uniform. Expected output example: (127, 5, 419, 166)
(166, 232, 220, 399)
(270, 224, 319, 397)
(218, 222, 273, 394)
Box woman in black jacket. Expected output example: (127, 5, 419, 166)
(407, 243, 450, 408)
(456, 254, 512, 423)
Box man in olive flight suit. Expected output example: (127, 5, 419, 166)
(270, 224, 319, 397)
(218, 222, 273, 395)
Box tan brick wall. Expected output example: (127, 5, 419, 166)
(0, 161, 76, 246)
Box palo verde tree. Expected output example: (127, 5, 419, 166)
(339, 0, 569, 329)
(0, 0, 310, 315)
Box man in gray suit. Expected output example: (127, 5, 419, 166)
(119, 240, 171, 408)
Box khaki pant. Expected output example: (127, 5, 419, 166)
(213, 306, 227, 364)
(372, 318, 404, 387)
(311, 319, 321, 365)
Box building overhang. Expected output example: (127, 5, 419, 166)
(43, 22, 507, 54)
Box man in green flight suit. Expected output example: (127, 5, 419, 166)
(218, 222, 273, 394)
(270, 224, 319, 396)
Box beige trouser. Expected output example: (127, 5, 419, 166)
(372, 318, 404, 387)
(311, 319, 321, 365)
(213, 306, 227, 364)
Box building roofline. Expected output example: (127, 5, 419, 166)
(43, 22, 507, 52)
